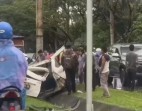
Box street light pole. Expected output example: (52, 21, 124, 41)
(36, 0, 43, 53)
(86, 0, 93, 110)
(110, 0, 115, 45)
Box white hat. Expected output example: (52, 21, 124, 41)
(96, 48, 101, 52)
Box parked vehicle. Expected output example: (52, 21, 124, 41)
(109, 43, 142, 87)
(109, 43, 142, 65)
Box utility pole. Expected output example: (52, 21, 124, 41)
(86, 0, 93, 110)
(36, 0, 43, 53)
(110, 0, 115, 45)
(110, 9, 115, 45)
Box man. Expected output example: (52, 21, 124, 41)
(0, 21, 28, 110)
(125, 44, 138, 91)
(43, 50, 49, 60)
(36, 49, 45, 62)
(100, 47, 110, 97)
(94, 48, 102, 87)
(61, 43, 78, 95)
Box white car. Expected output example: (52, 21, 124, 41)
(25, 46, 66, 98)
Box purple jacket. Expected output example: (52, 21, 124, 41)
(0, 39, 28, 90)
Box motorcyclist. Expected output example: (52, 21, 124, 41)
(0, 21, 28, 110)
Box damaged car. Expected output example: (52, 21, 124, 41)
(25, 46, 66, 98)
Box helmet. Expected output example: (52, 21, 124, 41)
(0, 22, 13, 39)
(96, 48, 101, 52)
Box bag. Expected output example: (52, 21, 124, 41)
(98, 54, 110, 67)
(98, 55, 102, 67)
(63, 50, 73, 69)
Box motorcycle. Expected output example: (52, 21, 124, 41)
(0, 86, 22, 111)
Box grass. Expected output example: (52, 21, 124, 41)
(27, 97, 55, 111)
(26, 85, 142, 111)
(76, 84, 142, 111)
(26, 97, 71, 111)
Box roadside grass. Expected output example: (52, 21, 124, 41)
(26, 85, 142, 111)
(27, 97, 72, 111)
(27, 97, 54, 111)
(76, 84, 142, 111)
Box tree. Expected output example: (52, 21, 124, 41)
(0, 0, 36, 52)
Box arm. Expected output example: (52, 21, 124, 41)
(125, 54, 128, 68)
(61, 55, 64, 68)
(136, 54, 138, 65)
(20, 54, 28, 77)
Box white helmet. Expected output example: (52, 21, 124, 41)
(96, 48, 101, 52)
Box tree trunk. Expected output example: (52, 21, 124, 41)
(36, 0, 43, 53)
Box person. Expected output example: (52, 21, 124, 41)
(43, 50, 49, 60)
(0, 21, 28, 110)
(84, 53, 97, 91)
(78, 47, 86, 84)
(100, 47, 110, 97)
(94, 48, 102, 87)
(72, 46, 79, 84)
(36, 49, 45, 62)
(61, 43, 77, 95)
(125, 44, 138, 91)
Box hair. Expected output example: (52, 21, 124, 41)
(101, 47, 107, 53)
(65, 45, 71, 49)
(129, 44, 134, 51)
(65, 41, 72, 49)
(38, 49, 43, 54)
(72, 46, 78, 51)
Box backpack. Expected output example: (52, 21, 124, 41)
(98, 54, 110, 67)
(98, 55, 102, 67)
(63, 50, 73, 69)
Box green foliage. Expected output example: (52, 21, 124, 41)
(130, 12, 142, 43)
(93, 21, 110, 48)
(1, 0, 142, 49)
(0, 0, 36, 36)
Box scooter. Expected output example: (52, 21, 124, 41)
(0, 86, 22, 111)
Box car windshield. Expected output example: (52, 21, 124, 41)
(120, 46, 142, 55)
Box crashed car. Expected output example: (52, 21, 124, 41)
(25, 46, 66, 98)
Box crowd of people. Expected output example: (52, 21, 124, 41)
(61, 43, 111, 97)
(61, 43, 138, 97)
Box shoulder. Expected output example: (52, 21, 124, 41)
(12, 47, 24, 55)
(134, 53, 138, 58)
(1, 46, 23, 56)
(11, 47, 25, 60)
(104, 54, 110, 61)
(126, 52, 130, 56)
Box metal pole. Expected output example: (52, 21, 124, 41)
(110, 0, 114, 45)
(36, 0, 43, 53)
(86, 0, 93, 110)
